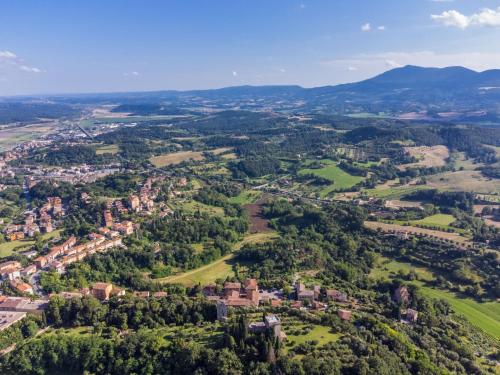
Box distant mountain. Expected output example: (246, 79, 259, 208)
(303, 65, 500, 119)
(29, 65, 500, 122)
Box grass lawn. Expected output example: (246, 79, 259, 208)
(160, 232, 277, 286)
(287, 325, 341, 346)
(228, 190, 262, 205)
(370, 257, 500, 340)
(171, 200, 225, 216)
(412, 214, 455, 227)
(0, 229, 61, 258)
(0, 240, 34, 258)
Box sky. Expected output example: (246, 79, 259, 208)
(1, 0, 500, 96)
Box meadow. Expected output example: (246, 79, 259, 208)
(159, 231, 277, 286)
(370, 257, 500, 340)
(299, 160, 364, 196)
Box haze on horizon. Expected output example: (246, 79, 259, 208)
(1, 0, 500, 96)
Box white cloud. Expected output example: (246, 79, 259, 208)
(123, 71, 140, 77)
(431, 7, 500, 29)
(361, 23, 371, 32)
(377, 25, 386, 31)
(0, 50, 43, 73)
(347, 66, 358, 71)
(0, 50, 17, 59)
(232, 71, 238, 77)
(299, 4, 306, 9)
(279, 68, 286, 73)
(429, 0, 455, 2)
(19, 65, 42, 73)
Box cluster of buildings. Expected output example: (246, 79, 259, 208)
(0, 295, 48, 331)
(205, 278, 355, 323)
(2, 196, 63, 241)
(202, 279, 260, 320)
(22, 165, 121, 186)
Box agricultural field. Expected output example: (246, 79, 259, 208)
(160, 231, 277, 286)
(150, 148, 233, 167)
(0, 122, 59, 151)
(95, 144, 119, 155)
(228, 190, 262, 205)
(150, 151, 204, 167)
(398, 145, 449, 171)
(370, 257, 500, 340)
(412, 214, 456, 227)
(363, 182, 430, 200)
(426, 170, 500, 194)
(364, 221, 470, 245)
(299, 160, 364, 196)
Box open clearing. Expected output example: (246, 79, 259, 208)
(95, 144, 119, 155)
(413, 214, 455, 226)
(0, 230, 62, 258)
(150, 148, 232, 167)
(299, 161, 364, 195)
(228, 190, 262, 205)
(364, 221, 470, 245)
(150, 151, 204, 167)
(160, 231, 278, 286)
(426, 170, 500, 194)
(399, 145, 449, 171)
(283, 324, 341, 349)
(370, 257, 500, 340)
(243, 197, 271, 233)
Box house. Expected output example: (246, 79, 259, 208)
(394, 286, 410, 304)
(34, 256, 47, 269)
(224, 282, 241, 298)
(10, 280, 34, 295)
(337, 309, 352, 321)
(406, 308, 418, 323)
(128, 195, 140, 211)
(326, 289, 348, 303)
(92, 282, 113, 301)
(20, 264, 37, 277)
(311, 301, 327, 311)
(244, 278, 259, 305)
(297, 289, 315, 302)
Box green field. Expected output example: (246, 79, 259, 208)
(413, 214, 455, 227)
(228, 190, 262, 205)
(0, 230, 62, 258)
(299, 161, 364, 195)
(284, 324, 341, 348)
(371, 257, 500, 340)
(363, 185, 430, 199)
(160, 232, 277, 286)
(170, 200, 225, 216)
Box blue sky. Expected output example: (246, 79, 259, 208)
(1, 0, 500, 95)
